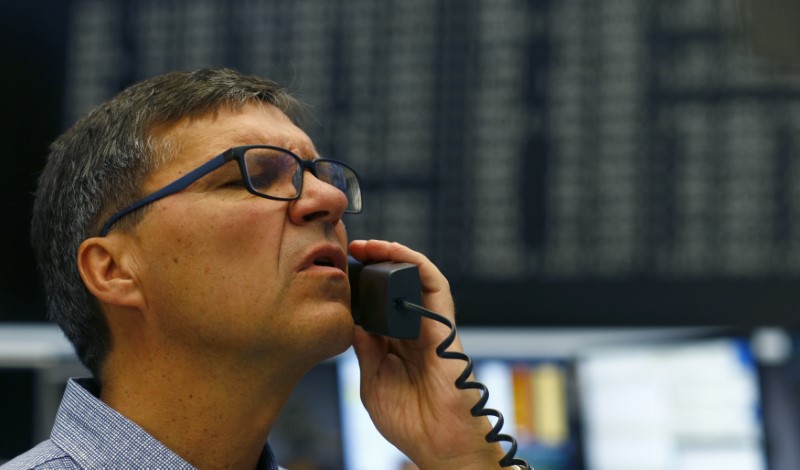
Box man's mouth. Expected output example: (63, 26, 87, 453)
(299, 245, 348, 273)
(313, 257, 336, 268)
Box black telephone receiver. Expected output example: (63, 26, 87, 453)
(347, 256, 422, 340)
(347, 256, 531, 468)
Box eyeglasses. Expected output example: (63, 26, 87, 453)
(99, 145, 363, 236)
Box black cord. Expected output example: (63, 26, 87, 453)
(398, 299, 532, 470)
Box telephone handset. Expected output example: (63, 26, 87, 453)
(347, 256, 421, 340)
(346, 255, 532, 469)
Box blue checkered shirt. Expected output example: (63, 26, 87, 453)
(1, 378, 279, 469)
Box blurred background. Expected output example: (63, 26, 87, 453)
(2, 0, 800, 468)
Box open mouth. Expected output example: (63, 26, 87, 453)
(301, 245, 347, 273)
(313, 257, 336, 268)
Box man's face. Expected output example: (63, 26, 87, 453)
(126, 103, 353, 366)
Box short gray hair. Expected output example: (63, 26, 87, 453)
(30, 68, 302, 378)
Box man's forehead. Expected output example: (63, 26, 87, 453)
(156, 103, 318, 163)
(226, 128, 319, 158)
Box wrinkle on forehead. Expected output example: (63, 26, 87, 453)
(197, 102, 319, 159)
(153, 102, 319, 168)
(226, 127, 319, 160)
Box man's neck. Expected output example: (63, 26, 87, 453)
(99, 347, 309, 470)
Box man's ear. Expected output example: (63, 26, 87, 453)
(78, 235, 146, 311)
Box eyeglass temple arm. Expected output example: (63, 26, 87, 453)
(99, 153, 231, 236)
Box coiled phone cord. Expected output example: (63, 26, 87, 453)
(398, 299, 532, 470)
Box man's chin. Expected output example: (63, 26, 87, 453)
(303, 305, 354, 356)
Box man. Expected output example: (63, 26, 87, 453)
(4, 68, 510, 469)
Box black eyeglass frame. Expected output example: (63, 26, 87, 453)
(99, 145, 363, 236)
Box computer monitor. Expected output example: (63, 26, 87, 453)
(268, 360, 344, 468)
(273, 327, 763, 470)
(576, 337, 766, 470)
(336, 347, 580, 470)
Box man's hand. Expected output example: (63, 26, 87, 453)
(348, 239, 507, 470)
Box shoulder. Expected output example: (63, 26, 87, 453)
(0, 441, 79, 470)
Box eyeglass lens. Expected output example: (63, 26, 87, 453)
(242, 148, 299, 199)
(313, 161, 362, 213)
(242, 148, 362, 213)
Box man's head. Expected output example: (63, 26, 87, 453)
(31, 68, 354, 379)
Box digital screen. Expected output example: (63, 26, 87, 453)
(268, 361, 344, 469)
(337, 349, 411, 470)
(576, 338, 766, 470)
(474, 360, 578, 470)
(336, 349, 579, 470)
(5, 0, 790, 327)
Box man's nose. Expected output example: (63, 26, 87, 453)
(287, 170, 349, 224)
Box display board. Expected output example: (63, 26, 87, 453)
(6, 0, 800, 324)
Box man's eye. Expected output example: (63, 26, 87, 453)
(222, 179, 246, 188)
(248, 167, 282, 188)
(244, 151, 297, 192)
